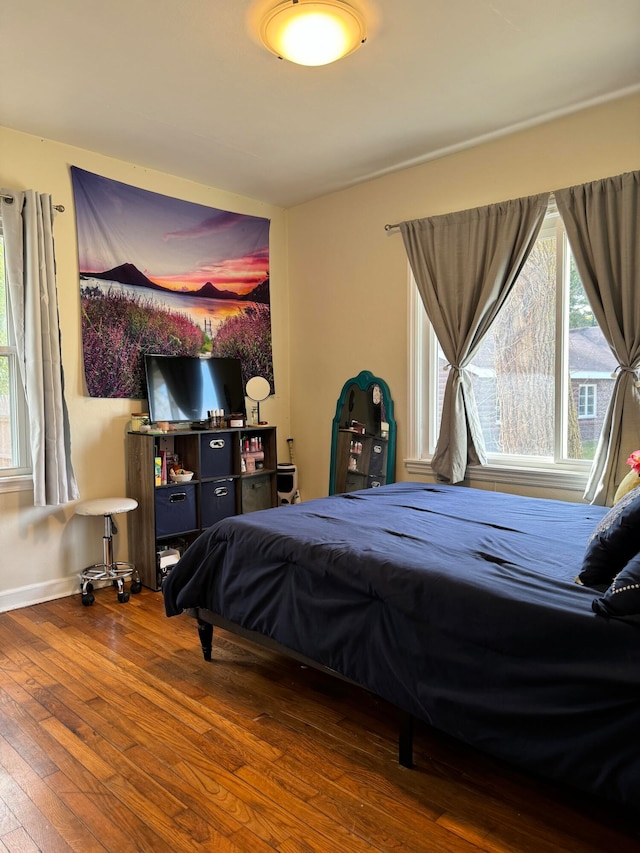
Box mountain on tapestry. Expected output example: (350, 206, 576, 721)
(71, 167, 272, 400)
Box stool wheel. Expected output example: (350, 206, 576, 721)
(117, 591, 130, 603)
(130, 579, 142, 594)
(82, 592, 95, 606)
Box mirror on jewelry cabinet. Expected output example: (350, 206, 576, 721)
(329, 371, 396, 495)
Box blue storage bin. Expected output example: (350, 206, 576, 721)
(201, 478, 237, 528)
(155, 484, 197, 537)
(200, 433, 234, 478)
(368, 440, 387, 476)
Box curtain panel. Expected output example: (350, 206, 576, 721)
(555, 171, 640, 506)
(400, 194, 549, 484)
(1, 189, 78, 506)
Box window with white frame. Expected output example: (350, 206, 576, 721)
(0, 219, 30, 477)
(410, 202, 614, 479)
(578, 384, 597, 419)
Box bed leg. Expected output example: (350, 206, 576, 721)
(398, 710, 414, 768)
(196, 618, 213, 661)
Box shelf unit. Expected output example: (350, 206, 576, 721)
(126, 426, 277, 590)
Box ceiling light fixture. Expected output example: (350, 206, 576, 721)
(260, 0, 367, 67)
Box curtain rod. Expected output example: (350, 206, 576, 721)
(385, 194, 559, 233)
(1, 193, 65, 213)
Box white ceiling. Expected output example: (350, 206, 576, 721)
(2, 0, 639, 208)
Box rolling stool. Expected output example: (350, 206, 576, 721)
(76, 497, 142, 606)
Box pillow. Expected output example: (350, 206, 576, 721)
(592, 553, 640, 619)
(576, 485, 640, 588)
(613, 469, 640, 504)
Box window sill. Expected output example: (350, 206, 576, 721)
(0, 474, 33, 494)
(404, 457, 590, 497)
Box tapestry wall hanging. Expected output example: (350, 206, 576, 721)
(71, 166, 272, 399)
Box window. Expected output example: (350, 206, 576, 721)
(410, 203, 613, 482)
(578, 384, 596, 419)
(0, 220, 30, 478)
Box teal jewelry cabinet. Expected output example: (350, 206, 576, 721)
(329, 371, 396, 495)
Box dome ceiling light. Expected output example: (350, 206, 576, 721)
(260, 0, 367, 67)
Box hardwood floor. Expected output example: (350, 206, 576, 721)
(0, 588, 637, 852)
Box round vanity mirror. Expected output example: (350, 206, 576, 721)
(246, 376, 271, 402)
(246, 376, 271, 424)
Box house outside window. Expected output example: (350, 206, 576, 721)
(0, 223, 30, 478)
(409, 203, 614, 485)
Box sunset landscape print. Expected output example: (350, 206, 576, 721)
(71, 166, 272, 399)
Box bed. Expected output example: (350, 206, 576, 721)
(162, 481, 640, 809)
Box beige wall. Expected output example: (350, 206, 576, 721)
(0, 127, 289, 610)
(287, 93, 640, 500)
(0, 92, 638, 609)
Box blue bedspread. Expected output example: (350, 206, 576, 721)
(163, 482, 640, 807)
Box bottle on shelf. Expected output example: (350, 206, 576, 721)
(241, 432, 265, 473)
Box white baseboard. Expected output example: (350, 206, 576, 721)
(0, 576, 81, 613)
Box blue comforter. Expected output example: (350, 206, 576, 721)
(163, 482, 640, 807)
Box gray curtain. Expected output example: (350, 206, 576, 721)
(1, 189, 79, 506)
(556, 171, 640, 506)
(400, 193, 549, 483)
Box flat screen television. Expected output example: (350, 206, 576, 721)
(144, 354, 246, 424)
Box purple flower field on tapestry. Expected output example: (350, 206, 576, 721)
(81, 287, 202, 398)
(212, 303, 274, 391)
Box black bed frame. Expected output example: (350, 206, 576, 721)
(190, 607, 415, 768)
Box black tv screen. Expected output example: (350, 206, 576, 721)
(144, 355, 246, 424)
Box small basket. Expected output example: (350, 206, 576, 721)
(169, 469, 194, 483)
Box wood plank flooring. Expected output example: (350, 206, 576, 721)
(0, 587, 637, 852)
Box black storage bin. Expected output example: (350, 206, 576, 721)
(345, 471, 367, 492)
(242, 473, 273, 513)
(155, 484, 197, 537)
(200, 433, 234, 478)
(368, 440, 387, 476)
(201, 478, 237, 528)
